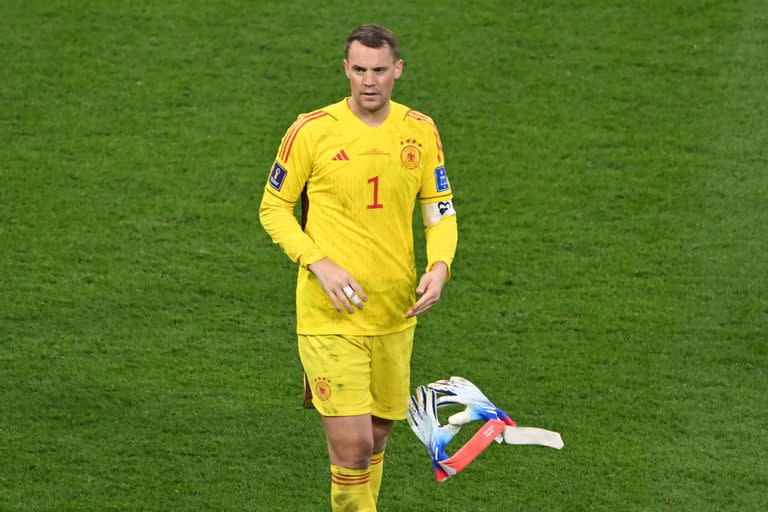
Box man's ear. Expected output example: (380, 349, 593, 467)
(394, 59, 403, 80)
(343, 59, 350, 79)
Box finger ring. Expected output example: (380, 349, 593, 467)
(349, 294, 362, 306)
(342, 285, 355, 298)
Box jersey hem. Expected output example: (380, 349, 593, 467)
(296, 320, 417, 337)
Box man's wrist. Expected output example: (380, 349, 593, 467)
(307, 256, 329, 273)
(429, 261, 449, 276)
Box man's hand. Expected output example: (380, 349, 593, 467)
(405, 261, 448, 318)
(307, 257, 367, 314)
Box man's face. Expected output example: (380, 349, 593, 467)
(344, 41, 403, 114)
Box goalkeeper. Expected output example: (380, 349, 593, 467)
(259, 24, 458, 512)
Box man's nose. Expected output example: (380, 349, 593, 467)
(363, 71, 376, 85)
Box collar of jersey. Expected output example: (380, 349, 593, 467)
(342, 97, 398, 129)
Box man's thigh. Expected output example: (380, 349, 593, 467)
(299, 327, 415, 419)
(299, 333, 373, 416)
(370, 326, 415, 421)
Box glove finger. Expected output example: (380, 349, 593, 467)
(407, 395, 419, 416)
(425, 388, 438, 421)
(450, 376, 484, 395)
(416, 385, 428, 412)
(406, 410, 422, 438)
(428, 382, 455, 395)
(435, 396, 467, 407)
(406, 410, 417, 430)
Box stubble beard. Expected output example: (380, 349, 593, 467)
(358, 92, 388, 114)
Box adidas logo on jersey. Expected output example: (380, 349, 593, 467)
(332, 149, 350, 161)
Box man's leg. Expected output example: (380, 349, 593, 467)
(367, 326, 415, 506)
(298, 332, 402, 510)
(369, 416, 393, 503)
(323, 414, 377, 512)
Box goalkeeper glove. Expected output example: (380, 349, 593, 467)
(406, 385, 456, 482)
(430, 376, 563, 449)
(429, 376, 516, 428)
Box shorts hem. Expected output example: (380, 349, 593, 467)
(314, 408, 406, 420)
(371, 410, 406, 421)
(316, 408, 372, 417)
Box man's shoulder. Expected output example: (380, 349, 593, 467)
(317, 98, 348, 120)
(394, 101, 439, 130)
(303, 99, 348, 121)
(286, 99, 346, 133)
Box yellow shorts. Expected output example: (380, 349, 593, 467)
(298, 326, 415, 420)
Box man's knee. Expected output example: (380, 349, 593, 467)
(372, 416, 394, 453)
(322, 415, 375, 468)
(334, 435, 374, 468)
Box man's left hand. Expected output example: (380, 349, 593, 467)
(405, 261, 448, 318)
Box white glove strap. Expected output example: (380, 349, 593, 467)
(503, 427, 564, 449)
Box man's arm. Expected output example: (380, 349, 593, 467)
(405, 212, 458, 318)
(259, 190, 326, 267)
(259, 194, 366, 315)
(408, 112, 457, 318)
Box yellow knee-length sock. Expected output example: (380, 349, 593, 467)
(369, 451, 385, 504)
(330, 465, 376, 512)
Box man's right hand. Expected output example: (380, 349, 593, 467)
(307, 257, 367, 314)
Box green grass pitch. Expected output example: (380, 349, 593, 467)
(1, 1, 767, 510)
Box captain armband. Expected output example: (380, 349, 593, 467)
(421, 200, 456, 227)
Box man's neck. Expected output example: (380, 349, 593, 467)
(347, 98, 391, 128)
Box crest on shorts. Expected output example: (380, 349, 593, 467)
(315, 377, 332, 401)
(400, 139, 423, 170)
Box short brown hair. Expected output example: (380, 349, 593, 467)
(344, 24, 400, 60)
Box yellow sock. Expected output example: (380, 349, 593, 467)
(330, 465, 376, 512)
(369, 451, 385, 504)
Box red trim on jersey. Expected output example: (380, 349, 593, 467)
(433, 129, 443, 163)
(280, 111, 328, 161)
(406, 110, 444, 163)
(279, 109, 325, 161)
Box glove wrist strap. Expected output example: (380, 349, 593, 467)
(437, 419, 506, 477)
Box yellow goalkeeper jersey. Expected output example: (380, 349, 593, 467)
(260, 98, 457, 335)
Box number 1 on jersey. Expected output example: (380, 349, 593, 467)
(367, 176, 383, 209)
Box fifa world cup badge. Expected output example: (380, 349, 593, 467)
(314, 377, 332, 401)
